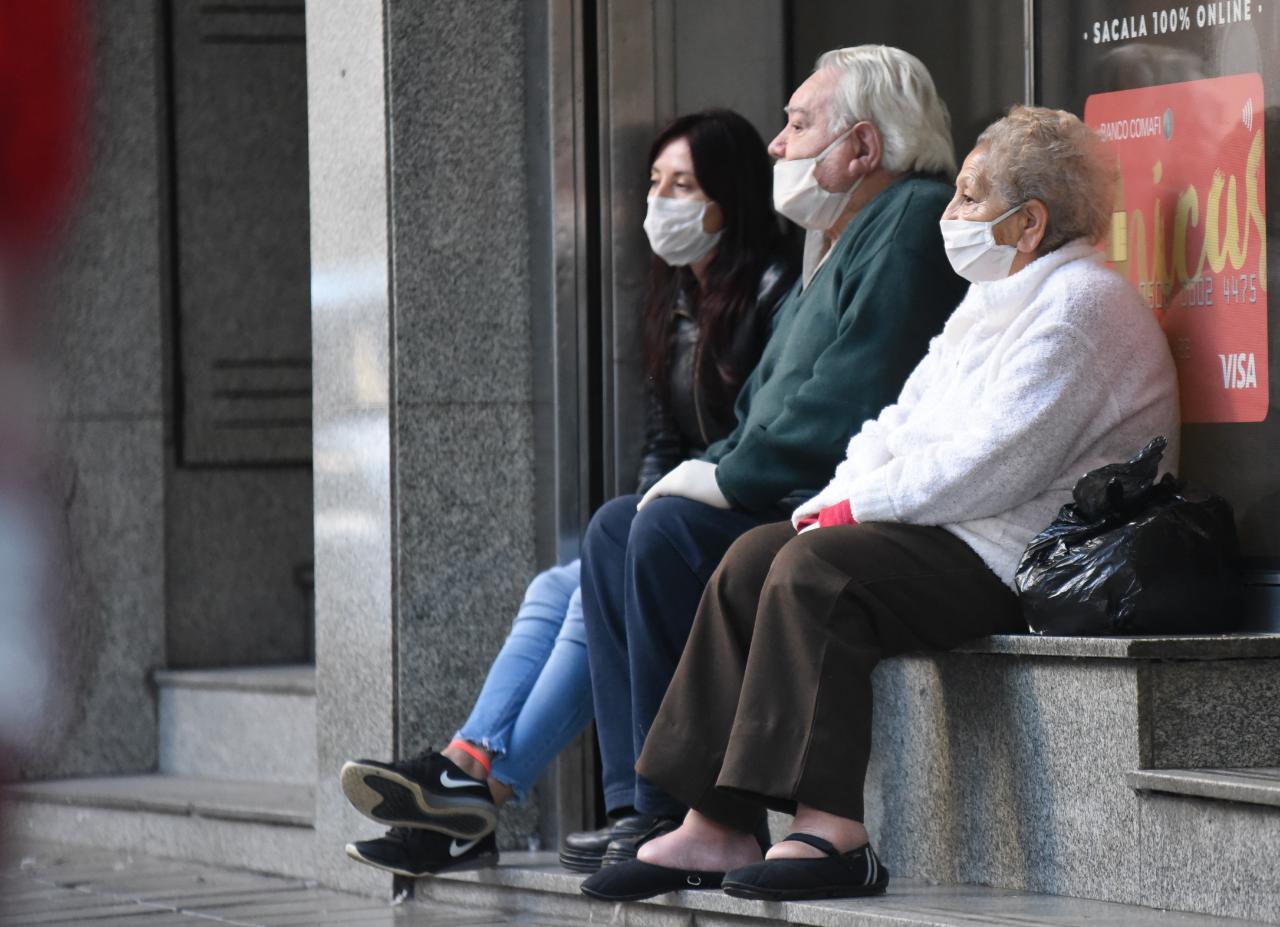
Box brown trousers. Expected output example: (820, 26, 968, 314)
(635, 520, 1024, 828)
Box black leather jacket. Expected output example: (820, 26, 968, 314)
(636, 257, 796, 494)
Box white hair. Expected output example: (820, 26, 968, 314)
(814, 45, 957, 177)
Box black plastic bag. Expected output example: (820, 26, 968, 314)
(1015, 436, 1242, 635)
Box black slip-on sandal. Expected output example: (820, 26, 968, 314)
(579, 859, 723, 901)
(721, 832, 889, 901)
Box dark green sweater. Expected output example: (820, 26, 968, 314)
(705, 174, 965, 513)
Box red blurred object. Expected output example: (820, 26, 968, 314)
(0, 0, 89, 255)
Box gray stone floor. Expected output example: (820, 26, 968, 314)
(0, 840, 544, 926)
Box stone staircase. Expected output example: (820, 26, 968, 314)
(5, 664, 319, 879)
(1127, 767, 1280, 921)
(860, 634, 1280, 923)
(6, 636, 1280, 926)
(414, 632, 1280, 926)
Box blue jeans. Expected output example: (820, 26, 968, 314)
(580, 495, 773, 818)
(455, 561, 594, 800)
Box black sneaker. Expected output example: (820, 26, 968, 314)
(345, 826, 498, 878)
(340, 750, 497, 838)
(560, 814, 679, 873)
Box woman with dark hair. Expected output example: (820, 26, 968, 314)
(336, 109, 795, 879)
(639, 111, 791, 474)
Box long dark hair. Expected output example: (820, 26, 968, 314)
(642, 110, 783, 416)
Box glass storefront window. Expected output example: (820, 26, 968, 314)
(1038, 1, 1280, 571)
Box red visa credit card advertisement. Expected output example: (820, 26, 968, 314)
(1085, 73, 1268, 423)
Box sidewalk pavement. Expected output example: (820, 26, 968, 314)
(0, 838, 532, 926)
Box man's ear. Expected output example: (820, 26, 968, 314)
(845, 120, 883, 177)
(1016, 199, 1049, 253)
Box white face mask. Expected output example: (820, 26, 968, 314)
(772, 127, 859, 231)
(939, 203, 1024, 283)
(643, 195, 721, 267)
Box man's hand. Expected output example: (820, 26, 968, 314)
(636, 460, 730, 511)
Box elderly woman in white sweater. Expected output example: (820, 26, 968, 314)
(580, 106, 1180, 905)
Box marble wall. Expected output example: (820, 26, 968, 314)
(24, 0, 168, 781)
(308, 1, 546, 889)
(384, 0, 543, 849)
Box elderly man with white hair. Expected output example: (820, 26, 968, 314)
(568, 45, 966, 874)
(581, 105, 1179, 903)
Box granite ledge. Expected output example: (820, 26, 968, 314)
(1127, 767, 1280, 808)
(957, 632, 1280, 661)
(153, 664, 316, 695)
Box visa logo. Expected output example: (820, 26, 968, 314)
(1219, 352, 1258, 390)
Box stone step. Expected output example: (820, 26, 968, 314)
(3, 774, 317, 880)
(1127, 767, 1280, 807)
(961, 632, 1280, 660)
(155, 664, 316, 784)
(857, 632, 1280, 924)
(955, 634, 1280, 775)
(1125, 767, 1280, 922)
(419, 852, 1272, 926)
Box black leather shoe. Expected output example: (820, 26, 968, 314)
(600, 816, 679, 866)
(560, 814, 678, 873)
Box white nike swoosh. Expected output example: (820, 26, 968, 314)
(449, 838, 480, 858)
(439, 771, 479, 789)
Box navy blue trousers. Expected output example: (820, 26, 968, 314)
(579, 494, 773, 818)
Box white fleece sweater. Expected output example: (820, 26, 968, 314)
(792, 239, 1181, 587)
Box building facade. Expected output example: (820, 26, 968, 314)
(8, 0, 1280, 918)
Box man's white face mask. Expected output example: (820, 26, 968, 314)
(643, 195, 721, 267)
(772, 126, 859, 231)
(939, 203, 1024, 283)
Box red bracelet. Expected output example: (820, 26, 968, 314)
(447, 738, 492, 776)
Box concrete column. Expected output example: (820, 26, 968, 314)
(307, 0, 540, 891)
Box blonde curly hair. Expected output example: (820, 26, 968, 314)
(975, 105, 1117, 252)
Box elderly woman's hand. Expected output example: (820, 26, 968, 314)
(795, 499, 856, 533)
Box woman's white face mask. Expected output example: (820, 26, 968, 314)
(939, 203, 1024, 283)
(772, 126, 859, 231)
(643, 195, 721, 267)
